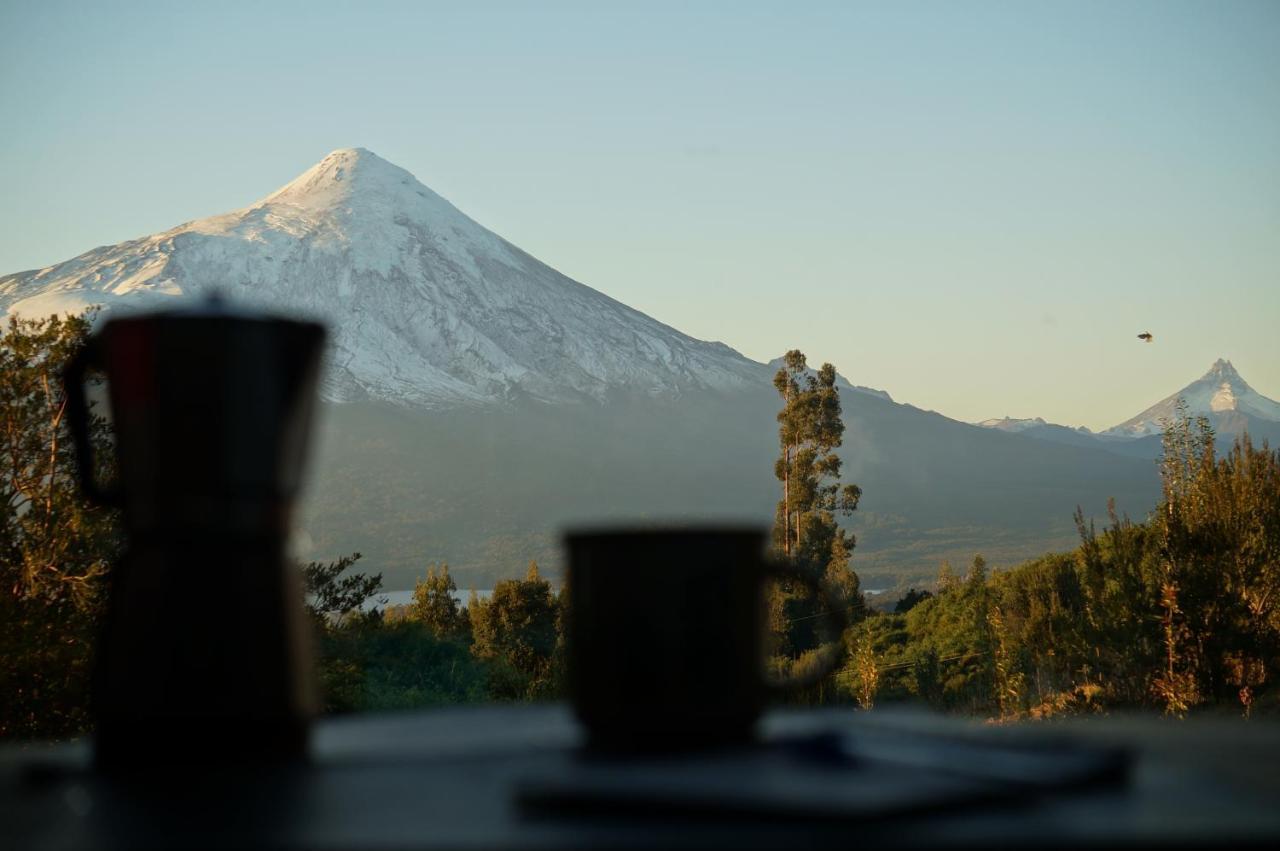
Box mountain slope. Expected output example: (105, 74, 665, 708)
(304, 388, 1160, 590)
(1, 148, 1168, 588)
(0, 148, 762, 406)
(1106, 359, 1280, 438)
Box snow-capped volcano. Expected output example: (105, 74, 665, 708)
(1106, 359, 1280, 437)
(0, 147, 1176, 585)
(976, 416, 1052, 433)
(0, 148, 762, 406)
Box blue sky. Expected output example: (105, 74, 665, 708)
(2, 0, 1277, 430)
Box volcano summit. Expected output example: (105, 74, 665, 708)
(0, 148, 761, 407)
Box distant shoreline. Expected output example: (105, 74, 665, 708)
(363, 589, 493, 611)
(364, 587, 886, 612)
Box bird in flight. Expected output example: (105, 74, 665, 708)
(1137, 332, 1154, 343)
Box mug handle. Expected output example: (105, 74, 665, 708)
(63, 341, 120, 507)
(763, 559, 851, 694)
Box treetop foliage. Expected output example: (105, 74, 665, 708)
(301, 552, 382, 622)
(850, 405, 1280, 719)
(769, 349, 866, 679)
(0, 313, 122, 739)
(408, 562, 468, 639)
(468, 562, 561, 700)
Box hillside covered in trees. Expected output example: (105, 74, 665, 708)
(844, 411, 1280, 719)
(1, 320, 1277, 739)
(305, 367, 1280, 722)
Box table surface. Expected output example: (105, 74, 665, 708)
(4, 704, 1280, 849)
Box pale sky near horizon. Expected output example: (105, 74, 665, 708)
(2, 0, 1277, 431)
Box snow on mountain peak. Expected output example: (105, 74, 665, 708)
(0, 149, 763, 407)
(262, 148, 441, 212)
(1106, 358, 1280, 437)
(1205, 358, 1240, 381)
(976, 416, 1048, 433)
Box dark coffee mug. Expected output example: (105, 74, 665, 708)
(564, 527, 848, 751)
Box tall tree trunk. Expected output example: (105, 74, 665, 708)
(793, 438, 801, 553)
(782, 445, 791, 557)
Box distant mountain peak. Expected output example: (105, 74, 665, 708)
(764, 355, 893, 402)
(1106, 358, 1280, 437)
(976, 416, 1049, 433)
(1198, 355, 1228, 373)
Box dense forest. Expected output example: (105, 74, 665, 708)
(1, 317, 1277, 740)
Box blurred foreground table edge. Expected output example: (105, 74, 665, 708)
(3, 703, 1280, 849)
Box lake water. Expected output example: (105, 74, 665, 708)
(368, 587, 886, 610)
